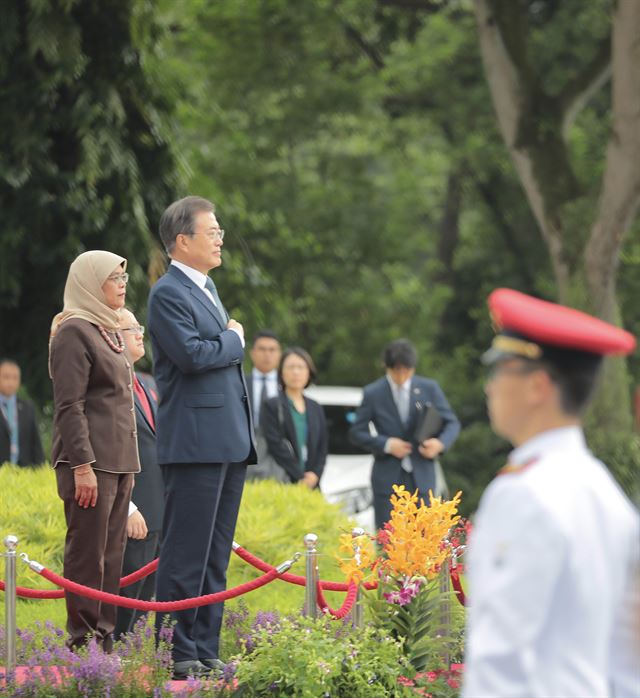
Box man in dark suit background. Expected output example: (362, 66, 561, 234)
(349, 339, 460, 530)
(148, 196, 256, 680)
(0, 358, 44, 467)
(245, 330, 282, 480)
(114, 309, 164, 640)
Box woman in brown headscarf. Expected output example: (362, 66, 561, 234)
(49, 250, 140, 651)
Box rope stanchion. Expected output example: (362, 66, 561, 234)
(0, 580, 63, 599)
(0, 557, 160, 599)
(36, 566, 279, 611)
(316, 580, 358, 619)
(1, 541, 380, 601)
(350, 527, 365, 627)
(18, 551, 300, 612)
(232, 543, 379, 591)
(120, 558, 158, 588)
(4, 534, 18, 675)
(450, 567, 466, 606)
(303, 533, 319, 618)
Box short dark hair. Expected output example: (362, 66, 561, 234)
(540, 350, 603, 416)
(252, 329, 281, 346)
(0, 358, 20, 371)
(159, 196, 215, 254)
(507, 350, 603, 416)
(383, 339, 418, 369)
(278, 347, 317, 389)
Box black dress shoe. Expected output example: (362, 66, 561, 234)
(172, 659, 211, 680)
(200, 657, 225, 674)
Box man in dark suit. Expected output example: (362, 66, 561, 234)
(0, 358, 44, 467)
(245, 330, 282, 480)
(114, 309, 164, 640)
(349, 339, 460, 530)
(148, 196, 256, 680)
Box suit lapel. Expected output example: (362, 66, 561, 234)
(407, 378, 421, 430)
(168, 264, 226, 330)
(245, 374, 254, 408)
(189, 285, 226, 330)
(134, 378, 156, 433)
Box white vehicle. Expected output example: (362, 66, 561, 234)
(304, 385, 375, 532)
(306, 384, 451, 533)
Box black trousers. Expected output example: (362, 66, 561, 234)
(373, 469, 427, 531)
(154, 462, 246, 662)
(114, 530, 161, 640)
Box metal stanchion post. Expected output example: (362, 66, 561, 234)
(4, 534, 18, 675)
(303, 533, 319, 618)
(439, 556, 451, 669)
(351, 527, 365, 628)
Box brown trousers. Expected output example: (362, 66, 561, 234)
(56, 466, 134, 651)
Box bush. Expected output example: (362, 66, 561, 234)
(0, 616, 174, 697)
(231, 615, 414, 697)
(0, 468, 358, 651)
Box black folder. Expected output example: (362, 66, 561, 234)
(414, 403, 444, 443)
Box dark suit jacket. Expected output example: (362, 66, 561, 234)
(261, 392, 327, 485)
(245, 372, 254, 418)
(131, 373, 164, 532)
(349, 375, 460, 496)
(148, 264, 256, 465)
(0, 396, 44, 467)
(49, 318, 140, 473)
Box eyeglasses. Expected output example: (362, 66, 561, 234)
(122, 324, 145, 336)
(197, 229, 225, 242)
(106, 272, 129, 284)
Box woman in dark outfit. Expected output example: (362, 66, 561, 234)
(260, 347, 327, 488)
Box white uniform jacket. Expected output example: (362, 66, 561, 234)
(463, 426, 640, 698)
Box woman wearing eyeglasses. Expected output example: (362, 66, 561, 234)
(49, 250, 140, 652)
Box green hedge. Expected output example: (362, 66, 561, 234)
(0, 466, 357, 641)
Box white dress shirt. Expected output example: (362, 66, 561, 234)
(463, 426, 640, 698)
(384, 376, 413, 473)
(170, 260, 243, 346)
(252, 368, 279, 423)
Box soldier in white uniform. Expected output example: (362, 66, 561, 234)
(463, 288, 640, 698)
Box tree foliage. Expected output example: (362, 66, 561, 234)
(0, 0, 180, 403)
(150, 0, 637, 509)
(1, 0, 637, 511)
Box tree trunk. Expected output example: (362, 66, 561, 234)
(473, 0, 574, 300)
(583, 0, 640, 432)
(584, 0, 640, 321)
(474, 0, 639, 432)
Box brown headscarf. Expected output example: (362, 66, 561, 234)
(50, 250, 128, 338)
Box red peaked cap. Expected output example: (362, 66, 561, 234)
(485, 288, 636, 362)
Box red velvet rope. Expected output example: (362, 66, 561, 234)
(232, 545, 378, 591)
(0, 557, 161, 599)
(1, 543, 380, 600)
(37, 566, 280, 611)
(0, 579, 64, 599)
(119, 558, 159, 587)
(315, 580, 358, 619)
(450, 567, 466, 606)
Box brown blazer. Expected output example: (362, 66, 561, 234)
(50, 318, 140, 473)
